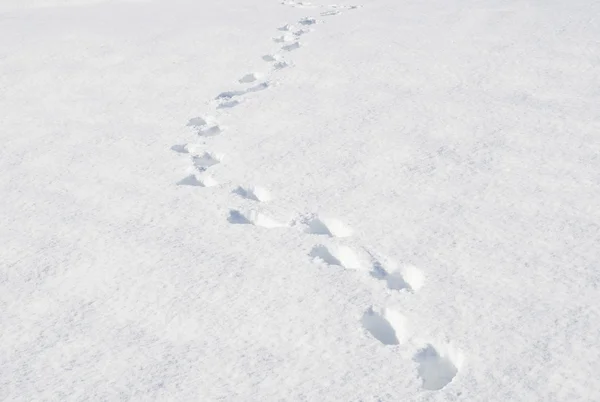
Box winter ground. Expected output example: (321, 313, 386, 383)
(1, 0, 599, 400)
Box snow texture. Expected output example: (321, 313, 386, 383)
(1, 0, 599, 400)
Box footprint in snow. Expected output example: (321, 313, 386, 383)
(281, 1, 318, 9)
(298, 17, 319, 26)
(239, 72, 262, 84)
(413, 344, 463, 390)
(192, 152, 223, 171)
(217, 82, 270, 101)
(273, 34, 295, 43)
(309, 244, 364, 270)
(303, 215, 353, 237)
(216, 90, 246, 100)
(228, 209, 287, 228)
(293, 28, 311, 37)
(263, 54, 282, 62)
(233, 186, 272, 202)
(177, 173, 218, 187)
(187, 116, 224, 137)
(246, 81, 270, 93)
(217, 100, 240, 109)
(369, 258, 424, 292)
(361, 306, 408, 345)
(282, 42, 301, 52)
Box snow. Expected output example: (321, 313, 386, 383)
(1, 0, 599, 400)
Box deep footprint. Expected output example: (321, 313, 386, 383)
(228, 209, 286, 228)
(192, 152, 223, 170)
(413, 344, 462, 390)
(309, 244, 363, 270)
(282, 42, 301, 52)
(233, 186, 272, 202)
(361, 307, 408, 345)
(370, 260, 425, 292)
(304, 215, 353, 237)
(177, 174, 218, 187)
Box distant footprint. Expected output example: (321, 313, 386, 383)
(228, 209, 287, 228)
(246, 82, 270, 93)
(309, 244, 363, 270)
(274, 61, 290, 70)
(187, 117, 223, 137)
(370, 259, 424, 292)
(192, 152, 223, 171)
(239, 73, 262, 83)
(233, 186, 272, 202)
(282, 42, 301, 52)
(198, 125, 223, 137)
(278, 24, 295, 32)
(216, 90, 246, 100)
(413, 344, 463, 390)
(217, 99, 241, 109)
(177, 173, 218, 187)
(361, 306, 408, 345)
(304, 215, 353, 237)
(293, 28, 310, 37)
(298, 17, 319, 26)
(273, 34, 295, 43)
(262, 54, 281, 62)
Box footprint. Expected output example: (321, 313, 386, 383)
(177, 173, 218, 187)
(273, 34, 295, 43)
(246, 82, 270, 93)
(187, 116, 223, 137)
(233, 186, 272, 202)
(304, 215, 353, 237)
(216, 90, 246, 100)
(228, 209, 287, 228)
(198, 125, 223, 137)
(187, 117, 208, 128)
(192, 152, 223, 170)
(262, 54, 281, 62)
(321, 10, 342, 16)
(281, 0, 317, 8)
(282, 42, 301, 52)
(309, 244, 363, 270)
(361, 306, 408, 345)
(278, 24, 295, 31)
(370, 260, 424, 292)
(274, 61, 290, 70)
(239, 73, 262, 83)
(170, 144, 188, 153)
(413, 344, 462, 390)
(298, 17, 319, 25)
(217, 100, 241, 109)
(293, 29, 310, 37)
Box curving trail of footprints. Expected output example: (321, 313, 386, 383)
(171, 0, 464, 393)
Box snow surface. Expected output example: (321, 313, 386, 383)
(1, 0, 599, 400)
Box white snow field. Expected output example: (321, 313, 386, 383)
(1, 0, 599, 400)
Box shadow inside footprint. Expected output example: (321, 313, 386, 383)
(171, 144, 188, 153)
(228, 210, 251, 224)
(413, 345, 459, 390)
(216, 90, 245, 100)
(187, 117, 207, 127)
(282, 42, 301, 52)
(309, 245, 341, 266)
(217, 100, 240, 109)
(246, 82, 269, 93)
(361, 308, 399, 345)
(177, 175, 202, 186)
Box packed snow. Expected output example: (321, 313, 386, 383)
(1, 0, 599, 400)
